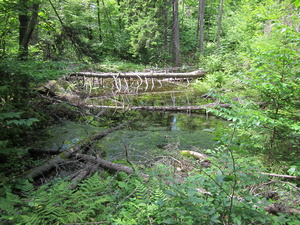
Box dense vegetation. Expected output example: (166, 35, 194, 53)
(0, 0, 299, 224)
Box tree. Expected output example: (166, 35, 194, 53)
(18, 0, 40, 60)
(172, 0, 181, 66)
(197, 0, 206, 54)
(216, 0, 224, 51)
(96, 0, 103, 42)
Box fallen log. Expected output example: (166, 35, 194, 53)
(75, 153, 133, 175)
(86, 103, 232, 112)
(69, 70, 206, 79)
(27, 121, 131, 179)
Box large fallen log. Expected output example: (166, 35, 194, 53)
(75, 154, 133, 175)
(27, 121, 132, 179)
(86, 103, 232, 112)
(69, 70, 206, 79)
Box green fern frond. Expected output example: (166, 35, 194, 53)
(16, 180, 35, 197)
(0, 190, 22, 214)
(134, 180, 148, 200)
(22, 214, 41, 225)
(80, 172, 104, 194)
(150, 188, 167, 204)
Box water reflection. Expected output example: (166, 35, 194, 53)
(171, 116, 179, 131)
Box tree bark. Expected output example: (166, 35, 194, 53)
(197, 0, 206, 54)
(216, 0, 224, 51)
(18, 0, 39, 60)
(96, 0, 103, 42)
(162, 0, 171, 52)
(172, 0, 181, 67)
(17, 0, 39, 104)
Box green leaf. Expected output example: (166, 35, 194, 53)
(244, 193, 253, 202)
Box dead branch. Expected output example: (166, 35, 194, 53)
(262, 172, 300, 180)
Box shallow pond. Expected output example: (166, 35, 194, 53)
(32, 80, 228, 162)
(101, 111, 227, 161)
(32, 111, 227, 162)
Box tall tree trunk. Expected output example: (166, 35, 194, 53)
(163, 1, 170, 53)
(17, 0, 39, 105)
(96, 0, 103, 42)
(217, 0, 224, 51)
(172, 0, 181, 67)
(18, 0, 39, 60)
(205, 0, 213, 44)
(197, 0, 206, 55)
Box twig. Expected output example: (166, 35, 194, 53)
(115, 188, 137, 209)
(144, 77, 149, 92)
(146, 156, 183, 169)
(261, 172, 300, 180)
(151, 78, 155, 91)
(252, 180, 300, 195)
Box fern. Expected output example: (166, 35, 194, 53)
(150, 188, 168, 205)
(134, 180, 148, 201)
(16, 180, 35, 197)
(0, 185, 24, 223)
(79, 172, 104, 194)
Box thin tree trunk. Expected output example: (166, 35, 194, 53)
(96, 0, 103, 42)
(205, 0, 213, 44)
(217, 0, 224, 51)
(17, 0, 39, 104)
(163, 0, 170, 52)
(172, 0, 181, 67)
(18, 0, 39, 60)
(198, 0, 206, 54)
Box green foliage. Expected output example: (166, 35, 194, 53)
(199, 0, 300, 162)
(1, 151, 299, 224)
(243, 22, 299, 159)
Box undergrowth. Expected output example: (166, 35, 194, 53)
(1, 145, 299, 225)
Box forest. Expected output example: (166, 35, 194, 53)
(0, 0, 300, 224)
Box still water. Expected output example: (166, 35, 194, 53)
(32, 111, 227, 162)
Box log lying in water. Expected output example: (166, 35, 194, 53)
(27, 121, 132, 179)
(69, 70, 206, 79)
(86, 103, 232, 112)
